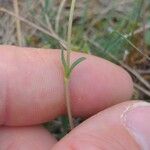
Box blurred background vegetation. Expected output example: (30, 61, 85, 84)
(0, 0, 150, 139)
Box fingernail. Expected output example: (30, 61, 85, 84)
(122, 102, 150, 150)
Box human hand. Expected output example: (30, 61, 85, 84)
(0, 46, 149, 150)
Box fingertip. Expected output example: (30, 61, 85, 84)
(0, 126, 57, 150)
(70, 53, 133, 117)
(52, 101, 141, 150)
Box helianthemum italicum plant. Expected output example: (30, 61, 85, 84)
(61, 0, 86, 130)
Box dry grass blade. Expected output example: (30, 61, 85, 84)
(0, 7, 67, 49)
(137, 69, 150, 74)
(127, 24, 150, 36)
(13, 0, 22, 46)
(134, 83, 150, 97)
(107, 54, 150, 90)
(55, 0, 66, 33)
(39, 1, 56, 35)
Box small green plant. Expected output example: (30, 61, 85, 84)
(61, 0, 86, 130)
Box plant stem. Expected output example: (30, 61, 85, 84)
(65, 0, 76, 130)
(64, 77, 74, 130)
(67, 0, 76, 67)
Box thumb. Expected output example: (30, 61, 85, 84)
(52, 101, 150, 150)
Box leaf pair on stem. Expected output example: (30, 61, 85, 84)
(61, 50, 86, 79)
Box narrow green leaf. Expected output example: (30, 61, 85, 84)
(68, 57, 86, 76)
(145, 30, 150, 46)
(61, 49, 69, 77)
(61, 49, 67, 68)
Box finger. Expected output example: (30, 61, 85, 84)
(52, 101, 150, 150)
(0, 46, 133, 126)
(0, 126, 56, 150)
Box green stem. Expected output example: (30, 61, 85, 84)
(64, 77, 74, 130)
(64, 0, 76, 130)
